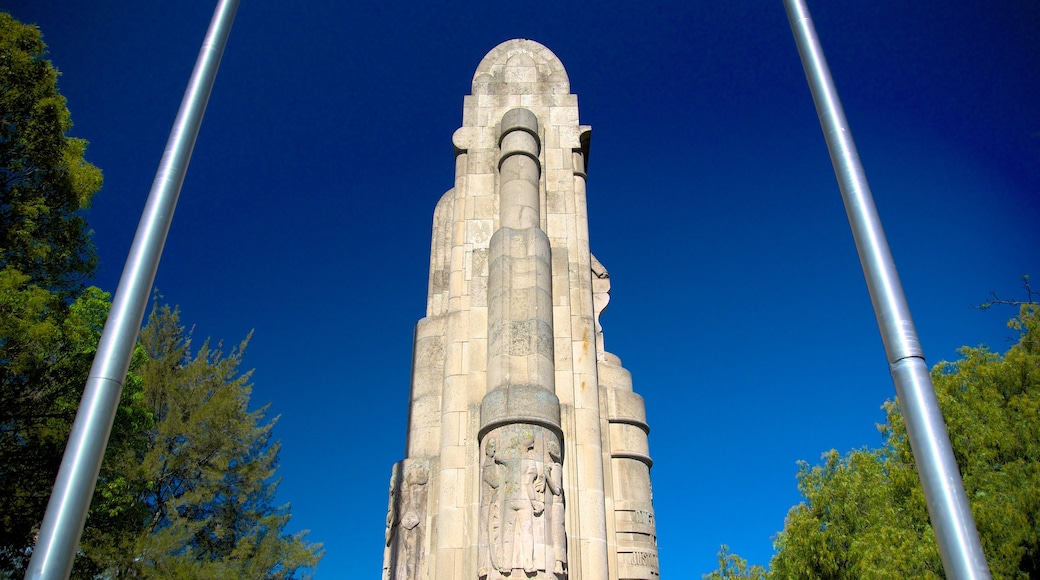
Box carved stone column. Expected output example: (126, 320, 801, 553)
(479, 108, 564, 580)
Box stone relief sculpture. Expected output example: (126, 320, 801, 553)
(545, 440, 567, 576)
(382, 471, 397, 580)
(479, 426, 563, 579)
(510, 432, 544, 573)
(590, 254, 610, 361)
(479, 439, 503, 577)
(393, 463, 429, 580)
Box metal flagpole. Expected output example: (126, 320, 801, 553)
(24, 0, 241, 577)
(781, 0, 991, 577)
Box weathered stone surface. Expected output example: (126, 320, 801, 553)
(386, 39, 658, 580)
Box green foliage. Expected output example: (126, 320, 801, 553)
(86, 303, 323, 578)
(704, 545, 768, 580)
(923, 304, 1040, 577)
(0, 15, 122, 573)
(0, 269, 135, 573)
(0, 13, 146, 575)
(768, 445, 941, 578)
(0, 271, 151, 577)
(0, 15, 319, 577)
(707, 302, 1040, 579)
(0, 12, 102, 295)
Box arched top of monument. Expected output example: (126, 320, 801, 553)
(471, 39, 570, 95)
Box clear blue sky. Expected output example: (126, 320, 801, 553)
(8, 0, 1039, 576)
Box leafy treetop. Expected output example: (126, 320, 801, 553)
(0, 12, 102, 295)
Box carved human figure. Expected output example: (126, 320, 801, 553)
(544, 440, 567, 576)
(385, 473, 397, 546)
(395, 464, 429, 580)
(500, 432, 544, 574)
(479, 438, 503, 577)
(382, 472, 397, 580)
(590, 254, 610, 360)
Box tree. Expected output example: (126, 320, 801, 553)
(85, 302, 323, 578)
(704, 545, 767, 580)
(1, 12, 102, 295)
(707, 300, 1040, 579)
(0, 14, 120, 575)
(0, 274, 150, 577)
(0, 14, 320, 577)
(768, 446, 942, 578)
(922, 303, 1040, 577)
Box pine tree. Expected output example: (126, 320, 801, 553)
(103, 303, 324, 578)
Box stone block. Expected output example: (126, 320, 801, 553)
(453, 152, 469, 179)
(445, 341, 465, 377)
(467, 173, 494, 197)
(467, 150, 497, 175)
(441, 411, 461, 446)
(473, 107, 490, 128)
(472, 276, 486, 309)
(448, 269, 466, 298)
(460, 341, 471, 374)
(408, 424, 440, 457)
(547, 168, 574, 190)
(441, 444, 467, 469)
(571, 370, 599, 410)
(500, 129, 539, 159)
(551, 93, 578, 108)
(549, 106, 578, 126)
(546, 189, 567, 214)
(468, 307, 487, 339)
(479, 383, 561, 434)
(608, 423, 650, 465)
(611, 460, 652, 502)
(443, 376, 468, 410)
(546, 213, 572, 240)
(539, 127, 557, 152)
(466, 219, 493, 245)
(551, 275, 570, 307)
(528, 353, 556, 389)
(606, 389, 646, 424)
(438, 500, 465, 537)
(472, 194, 495, 219)
(451, 223, 467, 249)
(553, 335, 572, 367)
(598, 362, 634, 393)
(520, 93, 547, 108)
(410, 394, 442, 429)
(467, 366, 487, 395)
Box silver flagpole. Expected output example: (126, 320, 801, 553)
(25, 0, 241, 577)
(781, 1, 991, 578)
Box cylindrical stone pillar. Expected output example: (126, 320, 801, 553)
(479, 108, 564, 580)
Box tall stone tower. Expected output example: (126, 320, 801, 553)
(384, 40, 658, 580)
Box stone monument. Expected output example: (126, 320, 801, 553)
(384, 39, 659, 580)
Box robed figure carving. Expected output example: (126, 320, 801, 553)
(479, 427, 565, 579)
(479, 439, 503, 577)
(385, 462, 429, 580)
(545, 440, 567, 576)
